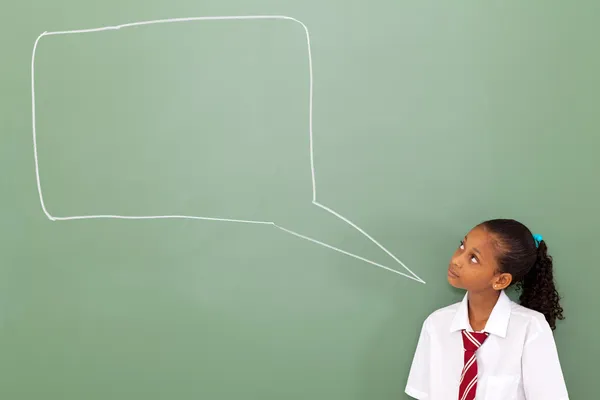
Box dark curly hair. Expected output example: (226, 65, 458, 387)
(480, 219, 564, 330)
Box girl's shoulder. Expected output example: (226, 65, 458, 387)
(509, 301, 553, 334)
(429, 300, 463, 319)
(418, 299, 464, 333)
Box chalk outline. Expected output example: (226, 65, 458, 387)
(31, 15, 425, 284)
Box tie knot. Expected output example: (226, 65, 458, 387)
(462, 330, 489, 352)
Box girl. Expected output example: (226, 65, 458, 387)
(405, 219, 569, 400)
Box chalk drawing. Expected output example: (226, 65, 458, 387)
(31, 15, 426, 284)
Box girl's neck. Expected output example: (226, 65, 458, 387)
(467, 289, 501, 331)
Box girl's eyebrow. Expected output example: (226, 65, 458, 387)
(464, 235, 482, 256)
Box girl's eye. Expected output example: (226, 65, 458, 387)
(471, 255, 479, 264)
(459, 240, 465, 250)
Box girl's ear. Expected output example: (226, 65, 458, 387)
(493, 272, 513, 291)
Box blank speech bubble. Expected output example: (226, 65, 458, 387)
(31, 15, 425, 284)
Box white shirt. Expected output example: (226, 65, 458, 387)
(405, 290, 569, 400)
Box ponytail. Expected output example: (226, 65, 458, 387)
(480, 219, 565, 330)
(516, 240, 564, 330)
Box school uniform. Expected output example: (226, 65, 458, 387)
(405, 290, 569, 399)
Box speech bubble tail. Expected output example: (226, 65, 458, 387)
(273, 223, 426, 284)
(309, 201, 426, 284)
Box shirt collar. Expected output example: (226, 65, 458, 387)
(449, 290, 512, 338)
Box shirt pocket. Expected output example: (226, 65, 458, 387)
(482, 375, 520, 400)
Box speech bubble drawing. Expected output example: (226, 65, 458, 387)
(31, 15, 425, 284)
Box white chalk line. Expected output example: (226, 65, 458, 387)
(274, 224, 421, 282)
(30, 15, 425, 284)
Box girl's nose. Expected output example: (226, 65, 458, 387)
(450, 256, 461, 268)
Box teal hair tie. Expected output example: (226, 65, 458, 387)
(533, 234, 543, 248)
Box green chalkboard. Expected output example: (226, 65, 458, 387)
(1, 1, 598, 399)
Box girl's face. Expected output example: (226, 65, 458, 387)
(447, 225, 511, 292)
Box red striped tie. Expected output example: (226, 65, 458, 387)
(459, 330, 489, 400)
